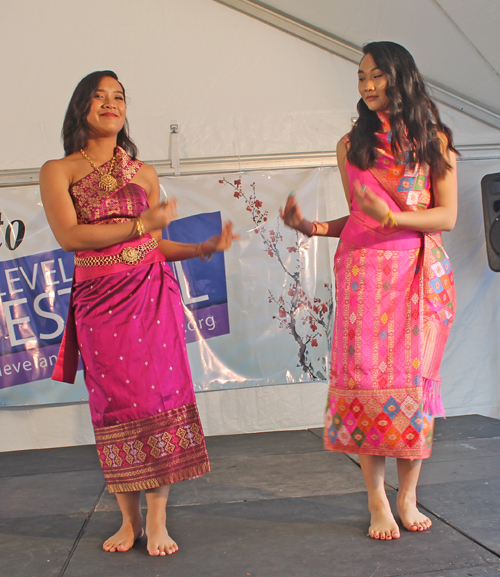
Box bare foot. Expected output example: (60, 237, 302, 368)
(146, 520, 178, 556)
(103, 521, 144, 552)
(368, 501, 401, 540)
(398, 498, 432, 532)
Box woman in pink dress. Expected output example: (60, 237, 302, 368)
(282, 42, 457, 540)
(40, 71, 237, 556)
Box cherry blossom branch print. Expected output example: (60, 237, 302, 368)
(219, 177, 333, 379)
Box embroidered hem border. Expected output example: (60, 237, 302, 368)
(324, 386, 434, 460)
(94, 402, 210, 493)
(323, 436, 432, 460)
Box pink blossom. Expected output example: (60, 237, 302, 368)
(219, 180, 224, 184)
(311, 339, 318, 347)
(234, 179, 241, 185)
(279, 308, 286, 318)
(268, 249, 274, 257)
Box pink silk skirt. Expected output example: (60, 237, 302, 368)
(70, 242, 209, 492)
(324, 234, 434, 459)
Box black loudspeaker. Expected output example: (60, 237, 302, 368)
(481, 172, 500, 272)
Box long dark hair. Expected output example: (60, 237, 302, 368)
(347, 41, 457, 179)
(62, 70, 138, 159)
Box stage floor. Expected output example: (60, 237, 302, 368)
(1, 415, 499, 577)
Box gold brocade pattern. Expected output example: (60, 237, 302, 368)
(70, 146, 144, 225)
(94, 403, 210, 493)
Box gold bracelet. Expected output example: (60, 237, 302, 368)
(135, 217, 146, 238)
(197, 242, 212, 262)
(382, 210, 398, 228)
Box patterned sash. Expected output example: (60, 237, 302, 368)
(367, 113, 456, 413)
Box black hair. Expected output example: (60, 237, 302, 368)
(62, 70, 138, 159)
(347, 41, 457, 179)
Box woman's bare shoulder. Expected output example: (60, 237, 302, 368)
(435, 130, 456, 162)
(337, 133, 351, 155)
(40, 154, 79, 180)
(39, 154, 85, 193)
(131, 161, 160, 197)
(138, 162, 158, 177)
(337, 139, 347, 153)
(436, 131, 449, 148)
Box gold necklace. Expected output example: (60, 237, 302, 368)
(80, 149, 118, 192)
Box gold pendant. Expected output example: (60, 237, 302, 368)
(99, 173, 118, 192)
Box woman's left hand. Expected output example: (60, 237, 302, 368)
(202, 221, 240, 254)
(353, 180, 389, 224)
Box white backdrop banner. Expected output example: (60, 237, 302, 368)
(0, 167, 338, 406)
(161, 168, 337, 390)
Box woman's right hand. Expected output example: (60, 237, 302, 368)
(280, 193, 313, 236)
(141, 198, 178, 232)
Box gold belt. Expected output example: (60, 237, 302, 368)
(74, 237, 159, 268)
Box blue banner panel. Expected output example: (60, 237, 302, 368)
(163, 211, 230, 342)
(0, 249, 74, 389)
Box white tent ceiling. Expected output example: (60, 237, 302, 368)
(216, 0, 500, 129)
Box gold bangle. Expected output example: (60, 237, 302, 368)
(197, 242, 212, 262)
(135, 217, 146, 238)
(382, 210, 398, 228)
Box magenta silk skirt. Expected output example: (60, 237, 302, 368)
(72, 249, 209, 492)
(324, 239, 434, 459)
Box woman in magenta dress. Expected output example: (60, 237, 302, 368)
(282, 42, 457, 540)
(40, 71, 237, 556)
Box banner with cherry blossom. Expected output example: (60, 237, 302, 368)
(0, 167, 342, 406)
(160, 167, 341, 391)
